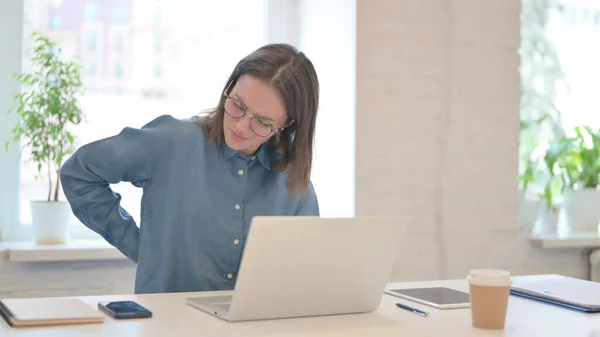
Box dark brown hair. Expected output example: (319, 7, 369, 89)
(196, 43, 319, 196)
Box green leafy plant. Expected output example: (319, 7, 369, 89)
(519, 115, 552, 192)
(542, 126, 600, 207)
(519, 155, 539, 193)
(5, 31, 85, 202)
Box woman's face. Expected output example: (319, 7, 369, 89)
(222, 75, 288, 157)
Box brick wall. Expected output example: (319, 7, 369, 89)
(355, 0, 588, 280)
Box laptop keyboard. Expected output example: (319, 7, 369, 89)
(211, 302, 231, 312)
(208, 296, 232, 312)
(207, 295, 232, 303)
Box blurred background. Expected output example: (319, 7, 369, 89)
(2, 0, 600, 298)
(15, 0, 354, 226)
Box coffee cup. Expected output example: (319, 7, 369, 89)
(467, 269, 511, 330)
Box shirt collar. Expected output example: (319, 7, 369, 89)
(255, 145, 274, 170)
(218, 139, 237, 160)
(217, 140, 273, 170)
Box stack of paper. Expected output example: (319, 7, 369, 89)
(511, 275, 600, 312)
(0, 297, 105, 327)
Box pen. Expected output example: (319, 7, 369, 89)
(395, 302, 429, 317)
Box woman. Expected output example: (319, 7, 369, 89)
(60, 43, 320, 294)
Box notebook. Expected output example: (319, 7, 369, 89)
(0, 297, 105, 327)
(510, 275, 600, 313)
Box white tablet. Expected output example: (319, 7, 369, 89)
(384, 287, 471, 309)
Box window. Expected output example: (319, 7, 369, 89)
(114, 34, 124, 53)
(547, 3, 600, 133)
(3, 0, 356, 241)
(86, 31, 97, 51)
(154, 35, 163, 53)
(113, 60, 123, 77)
(50, 14, 63, 29)
(154, 6, 163, 25)
(520, 0, 600, 204)
(14, 0, 266, 237)
(112, 5, 128, 24)
(84, 2, 100, 21)
(86, 60, 97, 76)
(154, 61, 162, 78)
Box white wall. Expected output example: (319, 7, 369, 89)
(355, 0, 588, 281)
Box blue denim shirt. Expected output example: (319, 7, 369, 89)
(60, 114, 319, 294)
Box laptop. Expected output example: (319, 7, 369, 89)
(186, 216, 407, 322)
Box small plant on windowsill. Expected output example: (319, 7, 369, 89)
(4, 31, 85, 244)
(518, 116, 556, 234)
(543, 126, 600, 233)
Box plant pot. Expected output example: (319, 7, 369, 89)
(560, 189, 600, 233)
(518, 190, 541, 234)
(533, 204, 559, 235)
(30, 201, 72, 244)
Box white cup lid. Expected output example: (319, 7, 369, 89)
(467, 269, 511, 287)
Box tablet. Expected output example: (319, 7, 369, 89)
(384, 287, 471, 309)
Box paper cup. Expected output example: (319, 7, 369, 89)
(467, 269, 511, 329)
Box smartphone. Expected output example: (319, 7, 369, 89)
(98, 300, 152, 319)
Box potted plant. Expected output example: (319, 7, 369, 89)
(518, 116, 554, 234)
(4, 31, 85, 244)
(544, 126, 600, 233)
(532, 158, 562, 235)
(519, 0, 568, 234)
(518, 157, 542, 234)
(518, 136, 542, 233)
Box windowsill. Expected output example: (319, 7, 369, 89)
(0, 239, 128, 262)
(529, 232, 600, 249)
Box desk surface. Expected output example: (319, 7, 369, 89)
(1, 275, 599, 337)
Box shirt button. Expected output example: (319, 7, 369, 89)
(238, 170, 244, 175)
(227, 273, 233, 279)
(234, 239, 240, 245)
(235, 204, 241, 210)
(250, 156, 256, 160)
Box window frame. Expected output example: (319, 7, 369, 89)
(1, 0, 298, 242)
(0, 0, 24, 242)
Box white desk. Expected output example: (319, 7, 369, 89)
(1, 275, 598, 337)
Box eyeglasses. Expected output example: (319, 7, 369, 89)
(223, 94, 278, 137)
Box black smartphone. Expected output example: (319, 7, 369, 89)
(98, 300, 152, 319)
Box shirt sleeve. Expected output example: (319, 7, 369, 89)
(295, 181, 320, 216)
(60, 115, 171, 262)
